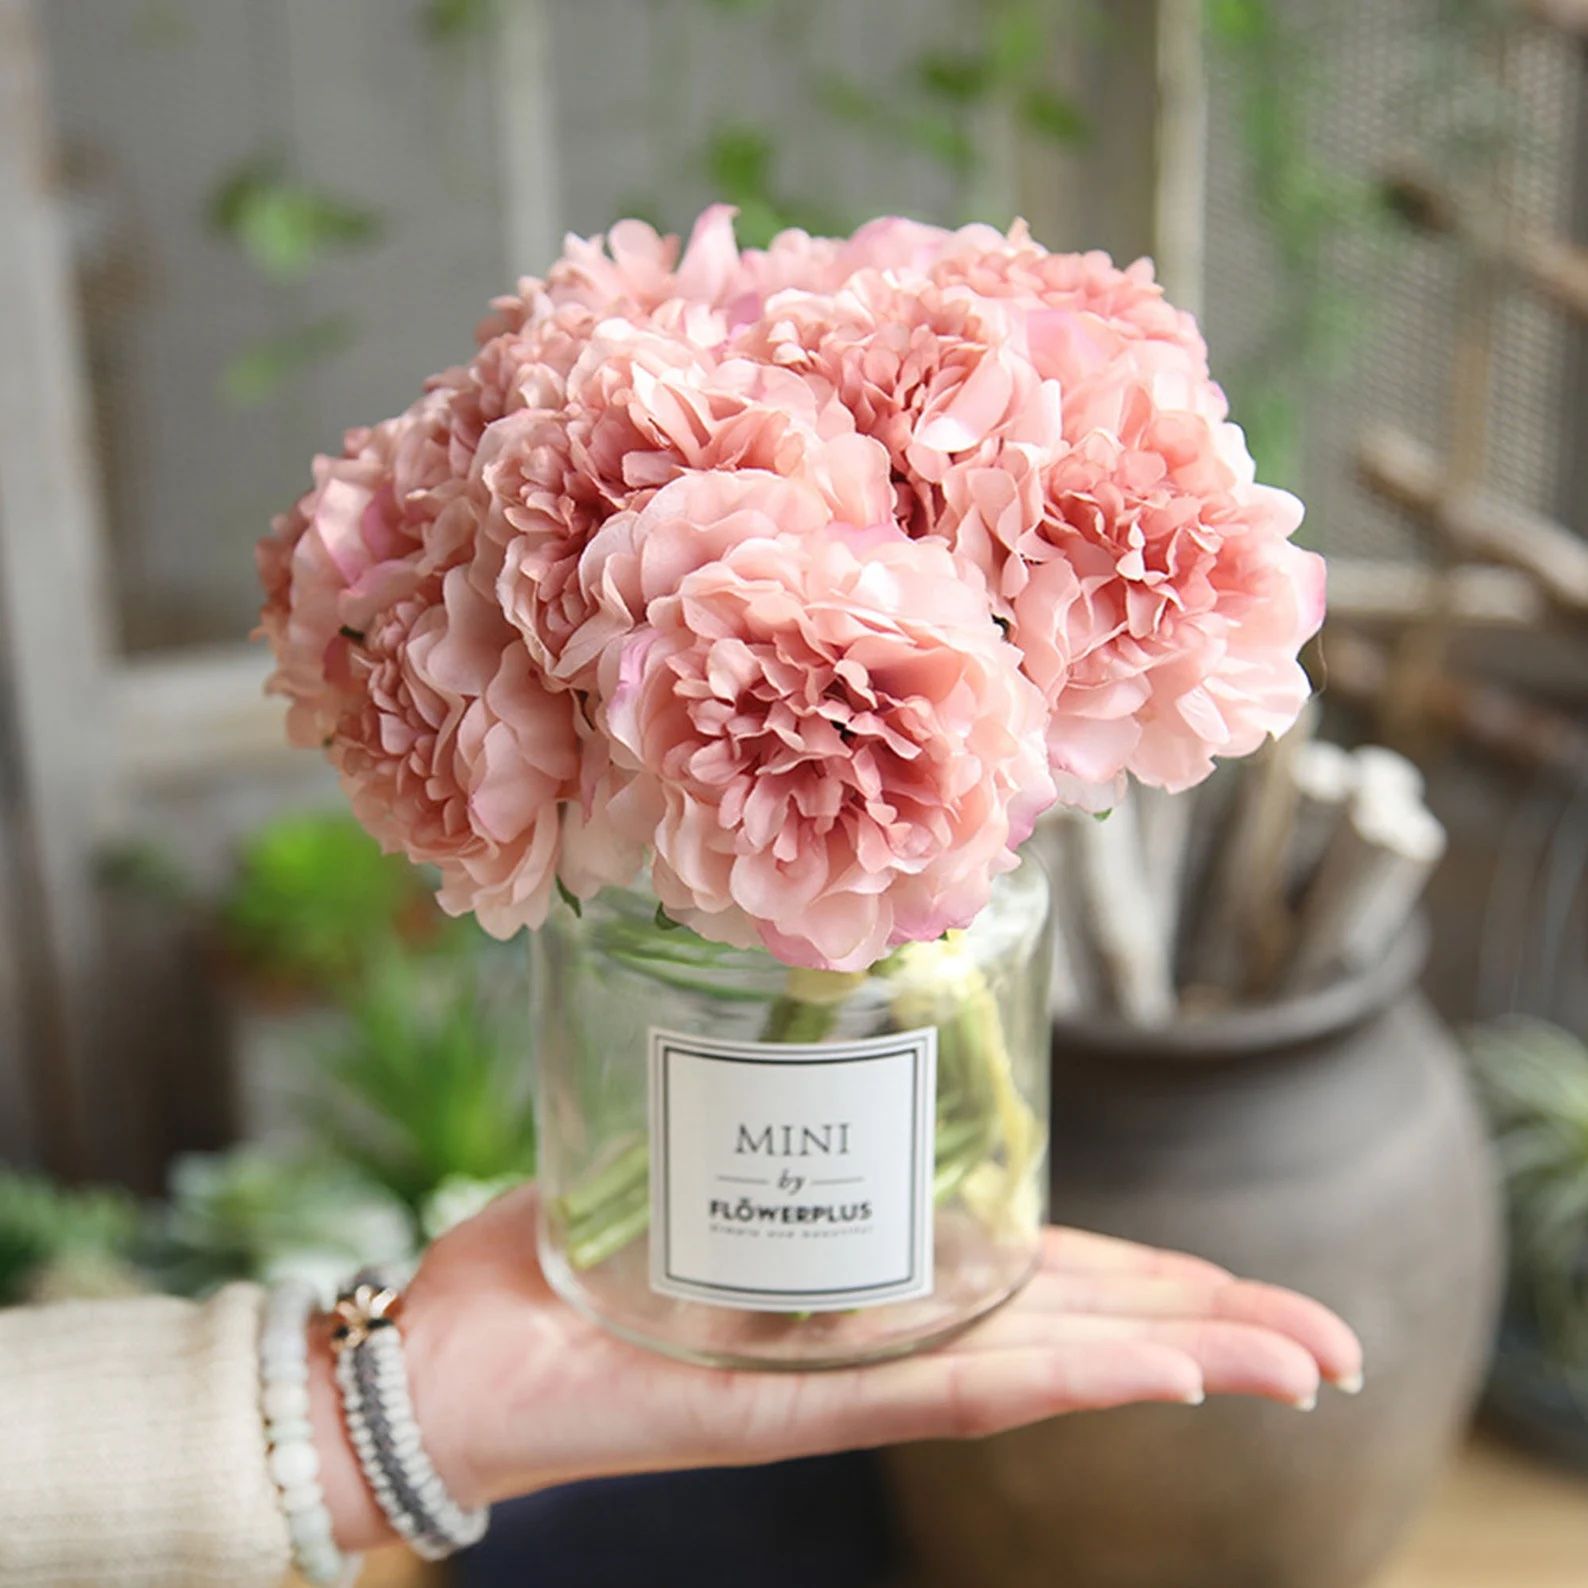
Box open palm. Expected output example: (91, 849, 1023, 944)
(373, 1184, 1361, 1523)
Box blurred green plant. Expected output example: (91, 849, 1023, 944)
(678, 0, 1088, 247)
(146, 1148, 415, 1297)
(1204, 0, 1385, 488)
(312, 954, 536, 1212)
(208, 160, 383, 281)
(1470, 1018, 1588, 1367)
(205, 158, 382, 402)
(221, 317, 358, 408)
(820, 0, 1089, 223)
(220, 812, 447, 993)
(421, 0, 498, 42)
(0, 1173, 141, 1306)
(700, 125, 847, 248)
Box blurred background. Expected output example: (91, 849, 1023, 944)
(2, 1, 1588, 1585)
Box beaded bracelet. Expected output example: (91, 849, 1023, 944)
(258, 1280, 360, 1588)
(330, 1271, 489, 1561)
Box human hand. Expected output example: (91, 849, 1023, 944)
(310, 1184, 1362, 1550)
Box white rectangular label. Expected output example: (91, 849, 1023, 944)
(648, 1025, 936, 1312)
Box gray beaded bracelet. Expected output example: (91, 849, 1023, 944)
(330, 1271, 489, 1561)
(258, 1280, 360, 1588)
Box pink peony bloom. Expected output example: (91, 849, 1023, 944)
(740, 271, 1061, 537)
(997, 374, 1324, 796)
(258, 206, 1325, 966)
(256, 390, 475, 747)
(931, 221, 1211, 386)
(597, 485, 1055, 970)
(333, 566, 581, 936)
(476, 322, 889, 689)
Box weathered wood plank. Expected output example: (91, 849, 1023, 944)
(0, 0, 115, 1174)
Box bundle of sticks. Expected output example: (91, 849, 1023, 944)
(1039, 719, 1447, 1022)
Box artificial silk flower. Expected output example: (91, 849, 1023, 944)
(258, 208, 1322, 968)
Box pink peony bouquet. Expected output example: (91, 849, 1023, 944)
(257, 209, 1324, 974)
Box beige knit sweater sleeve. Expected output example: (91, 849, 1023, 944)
(0, 1284, 292, 1587)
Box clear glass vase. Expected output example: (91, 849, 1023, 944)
(532, 855, 1052, 1369)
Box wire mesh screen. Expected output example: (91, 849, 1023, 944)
(37, 0, 513, 653)
(1201, 0, 1585, 562)
(35, 0, 968, 656)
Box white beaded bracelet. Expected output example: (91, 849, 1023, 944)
(330, 1272, 489, 1561)
(258, 1280, 360, 1588)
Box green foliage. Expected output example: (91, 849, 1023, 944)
(700, 124, 846, 248)
(916, 50, 993, 105)
(208, 161, 382, 280)
(1018, 84, 1089, 146)
(1205, 0, 1272, 45)
(816, 77, 978, 177)
(987, 1, 1049, 84)
(220, 317, 356, 407)
(311, 954, 536, 1211)
(0, 1173, 139, 1306)
(220, 812, 441, 991)
(421, 0, 497, 42)
(706, 125, 777, 207)
(688, 1, 1084, 242)
(1470, 1019, 1588, 1362)
(1204, 0, 1384, 487)
(148, 1149, 415, 1296)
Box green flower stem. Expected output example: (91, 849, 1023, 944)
(566, 1183, 651, 1271)
(882, 936, 1043, 1237)
(761, 967, 868, 1044)
(558, 1137, 649, 1226)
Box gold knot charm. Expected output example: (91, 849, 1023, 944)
(329, 1279, 401, 1352)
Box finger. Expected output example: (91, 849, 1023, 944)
(957, 1311, 1323, 1408)
(1019, 1271, 1363, 1389)
(761, 1339, 1206, 1455)
(1040, 1226, 1231, 1286)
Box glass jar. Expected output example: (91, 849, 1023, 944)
(532, 855, 1051, 1369)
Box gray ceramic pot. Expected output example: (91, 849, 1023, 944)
(887, 927, 1503, 1588)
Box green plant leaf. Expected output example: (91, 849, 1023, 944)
(818, 74, 880, 129)
(1205, 0, 1272, 45)
(220, 317, 355, 407)
(988, 1, 1047, 84)
(208, 160, 382, 280)
(897, 109, 979, 175)
(147, 1148, 414, 1295)
(1018, 84, 1089, 144)
(0, 1173, 140, 1306)
(310, 954, 537, 1210)
(706, 125, 776, 203)
(421, 0, 496, 43)
(916, 50, 992, 104)
(732, 196, 791, 250)
(556, 878, 583, 918)
(219, 811, 444, 990)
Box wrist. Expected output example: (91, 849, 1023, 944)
(391, 1262, 500, 1511)
(306, 1317, 392, 1554)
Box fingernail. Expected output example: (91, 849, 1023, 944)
(1333, 1371, 1364, 1396)
(1182, 1388, 1206, 1406)
(1291, 1392, 1318, 1412)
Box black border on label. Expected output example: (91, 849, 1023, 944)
(651, 1029, 934, 1306)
